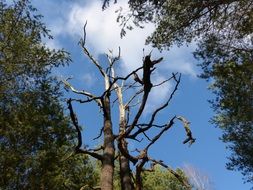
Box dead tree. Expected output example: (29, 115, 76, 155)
(63, 24, 195, 190)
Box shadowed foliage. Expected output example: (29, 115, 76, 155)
(0, 1, 98, 189)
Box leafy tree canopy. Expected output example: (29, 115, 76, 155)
(142, 166, 188, 190)
(0, 0, 98, 189)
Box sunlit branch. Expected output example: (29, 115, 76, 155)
(79, 22, 107, 78)
(112, 81, 139, 106)
(63, 80, 102, 107)
(177, 116, 196, 145)
(105, 47, 121, 77)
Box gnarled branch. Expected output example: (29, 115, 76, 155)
(67, 99, 103, 161)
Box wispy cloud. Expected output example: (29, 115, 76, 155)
(81, 73, 97, 87)
(64, 1, 197, 108)
(39, 0, 197, 109)
(62, 1, 197, 76)
(65, 1, 154, 73)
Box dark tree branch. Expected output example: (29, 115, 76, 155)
(63, 80, 102, 107)
(76, 149, 103, 161)
(113, 66, 143, 82)
(129, 73, 181, 139)
(120, 56, 163, 140)
(102, 0, 117, 10)
(67, 98, 82, 150)
(135, 123, 167, 128)
(144, 116, 176, 151)
(136, 126, 152, 141)
(67, 99, 103, 161)
(70, 98, 102, 104)
(135, 156, 148, 190)
(153, 72, 178, 87)
(133, 72, 143, 85)
(125, 89, 143, 108)
(93, 126, 104, 140)
(118, 141, 138, 164)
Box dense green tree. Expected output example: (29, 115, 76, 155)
(0, 1, 98, 189)
(97, 160, 189, 190)
(105, 1, 252, 48)
(194, 34, 253, 183)
(142, 166, 188, 190)
(104, 0, 253, 184)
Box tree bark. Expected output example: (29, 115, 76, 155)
(135, 165, 142, 190)
(135, 159, 147, 190)
(101, 95, 115, 190)
(116, 84, 134, 190)
(119, 139, 134, 190)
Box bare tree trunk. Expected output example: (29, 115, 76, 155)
(65, 40, 194, 190)
(135, 166, 142, 190)
(115, 83, 134, 190)
(119, 139, 134, 190)
(118, 118, 133, 190)
(101, 95, 115, 190)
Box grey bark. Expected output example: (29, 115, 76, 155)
(101, 95, 115, 190)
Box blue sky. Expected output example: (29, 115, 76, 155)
(29, 1, 251, 189)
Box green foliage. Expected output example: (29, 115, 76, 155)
(114, 1, 253, 50)
(142, 166, 188, 190)
(148, 1, 253, 49)
(0, 1, 98, 189)
(110, 162, 188, 190)
(195, 34, 253, 183)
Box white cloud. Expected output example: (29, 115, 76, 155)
(65, 1, 155, 74)
(65, 1, 196, 76)
(42, 1, 197, 108)
(81, 73, 97, 87)
(62, 1, 197, 109)
(44, 38, 61, 50)
(162, 44, 198, 77)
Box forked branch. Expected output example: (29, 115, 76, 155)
(67, 99, 103, 160)
(79, 22, 108, 80)
(63, 79, 102, 107)
(128, 73, 181, 139)
(120, 55, 163, 139)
